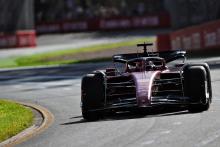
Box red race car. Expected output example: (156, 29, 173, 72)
(81, 43, 212, 121)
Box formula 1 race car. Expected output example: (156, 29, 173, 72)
(81, 43, 212, 121)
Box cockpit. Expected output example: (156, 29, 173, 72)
(126, 57, 166, 72)
(113, 57, 166, 73)
(112, 42, 186, 74)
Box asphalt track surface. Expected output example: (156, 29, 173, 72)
(1, 59, 220, 147)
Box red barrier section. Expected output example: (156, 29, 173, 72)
(0, 30, 36, 49)
(36, 13, 170, 34)
(170, 20, 220, 51)
(16, 30, 36, 47)
(156, 34, 171, 52)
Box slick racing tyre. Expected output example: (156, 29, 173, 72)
(81, 72, 105, 121)
(184, 65, 212, 112)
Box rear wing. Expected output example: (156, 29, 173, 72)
(112, 50, 186, 63)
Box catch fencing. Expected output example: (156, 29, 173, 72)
(165, 0, 220, 28)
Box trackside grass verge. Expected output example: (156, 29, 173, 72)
(0, 99, 33, 142)
(0, 37, 154, 68)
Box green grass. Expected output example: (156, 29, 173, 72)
(0, 99, 33, 142)
(0, 37, 154, 68)
(0, 58, 18, 68)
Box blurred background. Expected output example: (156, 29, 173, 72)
(0, 0, 220, 67)
(33, 0, 220, 29)
(1, 0, 220, 33)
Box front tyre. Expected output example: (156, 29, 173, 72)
(184, 65, 212, 112)
(81, 73, 105, 121)
(81, 108, 101, 121)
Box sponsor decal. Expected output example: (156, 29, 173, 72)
(192, 33, 201, 49)
(171, 20, 220, 50)
(62, 21, 88, 31)
(204, 32, 217, 47)
(182, 36, 192, 49)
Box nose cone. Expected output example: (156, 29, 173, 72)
(131, 71, 161, 107)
